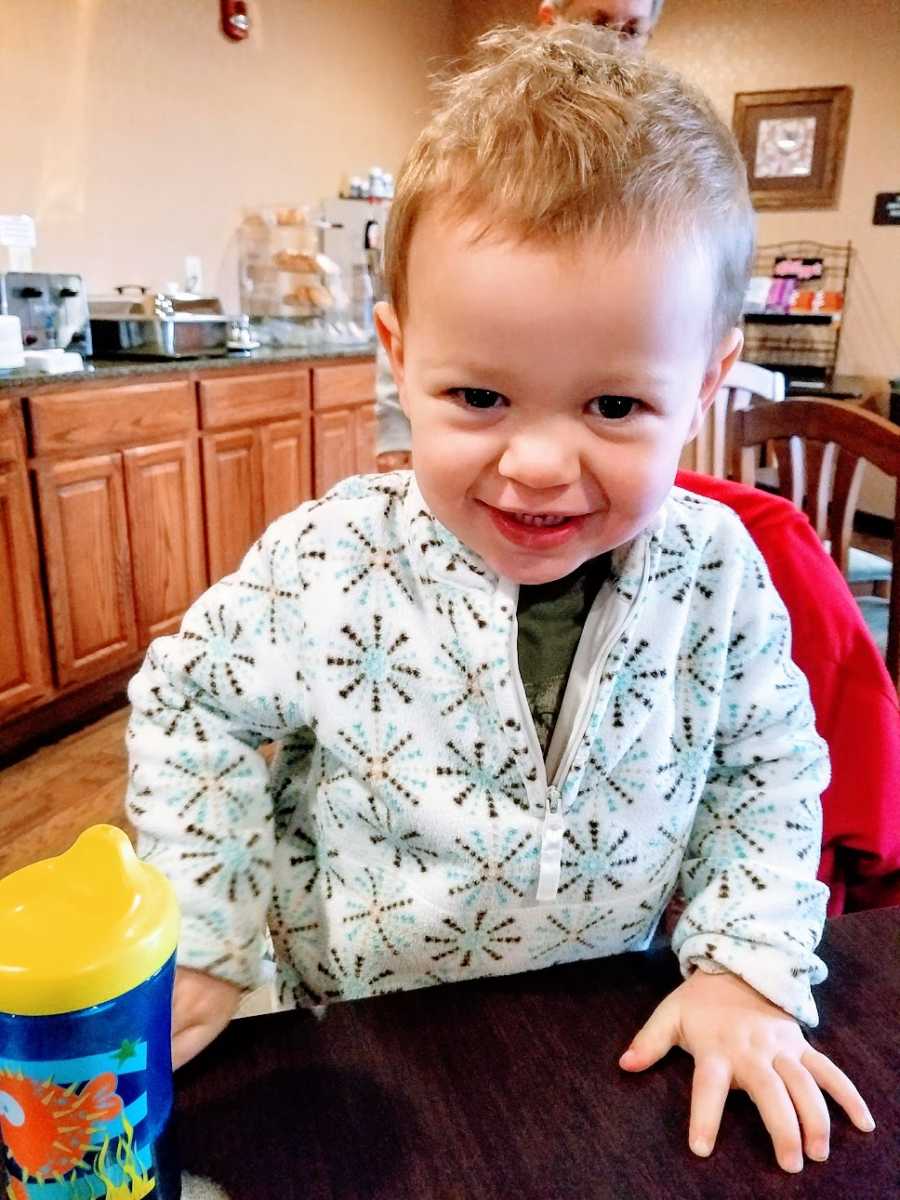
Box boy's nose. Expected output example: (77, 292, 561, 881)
(497, 432, 581, 491)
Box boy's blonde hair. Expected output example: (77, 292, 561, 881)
(384, 25, 754, 344)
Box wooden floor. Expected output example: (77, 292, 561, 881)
(0, 707, 132, 878)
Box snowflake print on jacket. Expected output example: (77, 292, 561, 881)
(436, 739, 528, 820)
(333, 517, 414, 607)
(327, 614, 420, 712)
(234, 528, 322, 644)
(425, 909, 521, 972)
(447, 827, 538, 906)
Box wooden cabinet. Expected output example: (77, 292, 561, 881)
(311, 362, 377, 496)
(202, 428, 264, 582)
(199, 368, 312, 580)
(29, 379, 206, 687)
(313, 408, 357, 497)
(260, 417, 311, 526)
(29, 378, 198, 457)
(355, 402, 379, 476)
(36, 452, 138, 688)
(1, 353, 372, 753)
(0, 400, 52, 718)
(124, 439, 206, 643)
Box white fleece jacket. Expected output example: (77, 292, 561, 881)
(127, 471, 830, 1024)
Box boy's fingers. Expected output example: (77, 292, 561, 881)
(619, 998, 679, 1071)
(801, 1048, 876, 1133)
(741, 1066, 804, 1173)
(688, 1057, 731, 1157)
(773, 1055, 830, 1161)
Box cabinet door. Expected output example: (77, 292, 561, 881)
(36, 453, 138, 688)
(202, 428, 264, 582)
(0, 459, 52, 718)
(354, 402, 378, 476)
(259, 417, 313, 525)
(124, 438, 208, 644)
(313, 409, 356, 497)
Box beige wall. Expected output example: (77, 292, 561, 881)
(1, 0, 456, 308)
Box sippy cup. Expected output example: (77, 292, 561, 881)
(0, 825, 180, 1199)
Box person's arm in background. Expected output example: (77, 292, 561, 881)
(375, 338, 412, 471)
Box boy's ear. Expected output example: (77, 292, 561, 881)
(687, 327, 744, 441)
(537, 1, 557, 25)
(374, 301, 409, 417)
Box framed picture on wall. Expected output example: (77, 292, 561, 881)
(732, 86, 852, 211)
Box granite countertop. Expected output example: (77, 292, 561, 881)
(0, 341, 377, 393)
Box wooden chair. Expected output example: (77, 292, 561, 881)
(686, 360, 784, 478)
(731, 397, 900, 690)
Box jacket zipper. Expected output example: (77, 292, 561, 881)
(502, 537, 655, 903)
(536, 784, 565, 901)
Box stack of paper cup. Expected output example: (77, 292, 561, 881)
(0, 315, 25, 369)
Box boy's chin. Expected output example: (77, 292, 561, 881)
(488, 550, 594, 587)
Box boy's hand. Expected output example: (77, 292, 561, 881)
(171, 966, 242, 1069)
(619, 969, 875, 1173)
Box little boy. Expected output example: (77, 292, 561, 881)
(127, 25, 874, 1173)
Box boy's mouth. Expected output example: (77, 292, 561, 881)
(480, 503, 588, 549)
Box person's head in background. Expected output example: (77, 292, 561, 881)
(377, 25, 752, 584)
(538, 0, 663, 50)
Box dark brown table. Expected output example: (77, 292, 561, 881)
(175, 908, 898, 1199)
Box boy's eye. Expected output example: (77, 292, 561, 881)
(590, 394, 640, 420)
(450, 388, 505, 410)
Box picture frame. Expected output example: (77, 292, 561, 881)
(732, 86, 852, 211)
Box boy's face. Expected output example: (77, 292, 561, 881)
(377, 208, 740, 586)
(544, 1, 657, 48)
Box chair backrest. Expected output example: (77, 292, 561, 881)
(687, 360, 785, 478)
(731, 397, 900, 689)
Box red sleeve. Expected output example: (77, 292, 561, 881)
(676, 470, 900, 914)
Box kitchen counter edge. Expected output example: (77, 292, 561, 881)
(0, 342, 377, 394)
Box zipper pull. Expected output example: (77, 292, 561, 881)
(536, 786, 565, 902)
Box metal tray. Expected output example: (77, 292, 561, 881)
(89, 313, 231, 359)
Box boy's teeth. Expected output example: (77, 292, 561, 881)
(514, 512, 569, 527)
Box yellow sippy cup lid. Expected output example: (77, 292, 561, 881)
(0, 825, 180, 1016)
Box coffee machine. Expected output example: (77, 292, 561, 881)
(0, 272, 92, 355)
